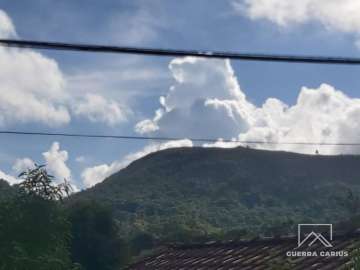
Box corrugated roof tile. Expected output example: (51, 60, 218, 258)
(128, 232, 360, 269)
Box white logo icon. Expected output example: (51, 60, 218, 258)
(298, 224, 333, 248)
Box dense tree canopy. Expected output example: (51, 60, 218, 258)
(3, 147, 360, 269)
(73, 146, 360, 242)
(0, 164, 78, 270)
(68, 200, 130, 270)
(0, 164, 132, 269)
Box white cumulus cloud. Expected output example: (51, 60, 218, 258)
(0, 10, 16, 38)
(82, 56, 360, 188)
(81, 139, 193, 188)
(0, 9, 130, 127)
(238, 84, 360, 154)
(42, 142, 72, 182)
(12, 158, 35, 174)
(42, 142, 79, 192)
(135, 57, 360, 156)
(0, 9, 71, 126)
(2, 143, 78, 190)
(135, 57, 253, 139)
(73, 93, 129, 126)
(233, 0, 360, 46)
(0, 169, 20, 185)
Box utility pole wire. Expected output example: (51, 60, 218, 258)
(1, 39, 360, 64)
(0, 130, 359, 146)
(1, 39, 359, 146)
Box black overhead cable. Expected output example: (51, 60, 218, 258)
(0, 130, 358, 146)
(0, 39, 359, 147)
(1, 39, 360, 65)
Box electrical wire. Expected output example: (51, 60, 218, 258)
(1, 39, 360, 65)
(0, 130, 358, 146)
(0, 39, 359, 146)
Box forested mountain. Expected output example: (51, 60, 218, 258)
(2, 147, 360, 267)
(72, 146, 360, 241)
(0, 179, 16, 201)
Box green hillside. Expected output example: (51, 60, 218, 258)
(0, 179, 16, 202)
(71, 147, 360, 241)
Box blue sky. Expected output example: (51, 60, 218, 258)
(2, 0, 360, 189)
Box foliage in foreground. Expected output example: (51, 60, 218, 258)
(0, 165, 78, 270)
(0, 164, 134, 270)
(3, 146, 360, 268)
(68, 200, 130, 270)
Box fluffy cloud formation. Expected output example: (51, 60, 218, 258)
(82, 57, 360, 188)
(0, 169, 20, 185)
(135, 57, 253, 139)
(0, 10, 16, 38)
(12, 158, 35, 174)
(1, 142, 77, 189)
(73, 94, 129, 126)
(0, 11, 71, 126)
(0, 158, 34, 185)
(42, 142, 79, 191)
(43, 142, 72, 183)
(0, 10, 129, 127)
(233, 0, 360, 46)
(238, 84, 360, 154)
(135, 57, 360, 156)
(82, 139, 193, 188)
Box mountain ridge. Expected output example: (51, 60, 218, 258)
(72, 146, 360, 240)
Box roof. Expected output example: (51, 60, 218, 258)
(128, 232, 360, 270)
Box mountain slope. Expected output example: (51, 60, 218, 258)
(0, 179, 16, 201)
(73, 147, 360, 239)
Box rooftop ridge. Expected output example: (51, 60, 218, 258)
(167, 229, 360, 250)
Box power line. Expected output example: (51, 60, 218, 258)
(0, 130, 358, 146)
(1, 40, 358, 147)
(1, 39, 360, 65)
